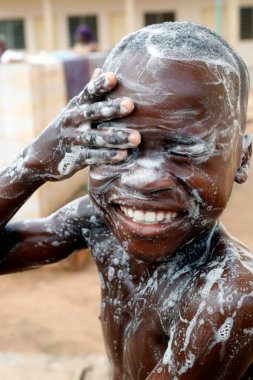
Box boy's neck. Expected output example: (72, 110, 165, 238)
(127, 223, 219, 281)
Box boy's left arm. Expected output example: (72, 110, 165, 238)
(147, 274, 253, 380)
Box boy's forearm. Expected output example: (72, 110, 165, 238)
(0, 197, 89, 274)
(0, 153, 45, 229)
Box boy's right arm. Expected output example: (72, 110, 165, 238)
(0, 195, 94, 274)
(0, 69, 140, 273)
(0, 68, 139, 231)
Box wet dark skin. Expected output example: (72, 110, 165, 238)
(0, 55, 253, 380)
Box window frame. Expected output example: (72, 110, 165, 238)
(0, 19, 25, 49)
(240, 7, 253, 40)
(144, 12, 175, 26)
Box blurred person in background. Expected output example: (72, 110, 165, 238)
(73, 24, 98, 56)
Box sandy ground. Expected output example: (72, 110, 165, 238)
(0, 257, 105, 356)
(0, 98, 252, 363)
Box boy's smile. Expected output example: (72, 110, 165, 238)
(89, 58, 243, 261)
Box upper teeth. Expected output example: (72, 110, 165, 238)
(120, 206, 177, 223)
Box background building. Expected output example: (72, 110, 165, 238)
(0, 0, 253, 81)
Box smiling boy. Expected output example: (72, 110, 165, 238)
(0, 22, 253, 379)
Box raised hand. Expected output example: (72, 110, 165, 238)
(22, 68, 140, 181)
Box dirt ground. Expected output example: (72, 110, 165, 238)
(0, 104, 253, 359)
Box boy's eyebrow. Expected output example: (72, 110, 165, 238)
(128, 126, 207, 144)
(165, 134, 206, 145)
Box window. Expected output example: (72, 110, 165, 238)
(68, 16, 97, 46)
(240, 7, 253, 39)
(144, 12, 175, 26)
(0, 19, 25, 49)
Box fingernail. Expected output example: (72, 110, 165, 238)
(106, 72, 117, 88)
(120, 97, 134, 114)
(92, 72, 116, 91)
(128, 131, 141, 147)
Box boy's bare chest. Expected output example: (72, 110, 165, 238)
(99, 262, 194, 379)
(85, 227, 189, 377)
(85, 226, 192, 377)
(99, 277, 171, 378)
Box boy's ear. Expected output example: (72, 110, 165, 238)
(235, 134, 252, 184)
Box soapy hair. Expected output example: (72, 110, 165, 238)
(103, 21, 250, 131)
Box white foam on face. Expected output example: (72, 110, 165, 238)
(89, 168, 117, 182)
(103, 21, 248, 138)
(120, 168, 161, 188)
(134, 157, 164, 169)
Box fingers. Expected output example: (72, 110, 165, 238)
(84, 97, 134, 121)
(66, 70, 117, 109)
(82, 148, 127, 165)
(63, 97, 134, 127)
(79, 71, 117, 104)
(78, 127, 141, 149)
(58, 147, 128, 175)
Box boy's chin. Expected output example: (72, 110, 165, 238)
(115, 234, 182, 263)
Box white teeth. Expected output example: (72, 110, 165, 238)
(144, 211, 156, 223)
(156, 212, 165, 222)
(165, 212, 171, 221)
(128, 208, 134, 218)
(119, 207, 178, 224)
(133, 210, 145, 222)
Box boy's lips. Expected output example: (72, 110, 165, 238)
(107, 198, 188, 237)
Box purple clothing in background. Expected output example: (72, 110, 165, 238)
(63, 57, 90, 101)
(63, 52, 108, 101)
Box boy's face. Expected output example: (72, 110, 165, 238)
(89, 55, 243, 261)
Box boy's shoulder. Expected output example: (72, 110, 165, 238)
(213, 228, 253, 286)
(160, 230, 253, 378)
(185, 229, 253, 313)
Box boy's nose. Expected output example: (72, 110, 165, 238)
(120, 162, 176, 193)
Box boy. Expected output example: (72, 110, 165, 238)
(0, 22, 253, 379)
